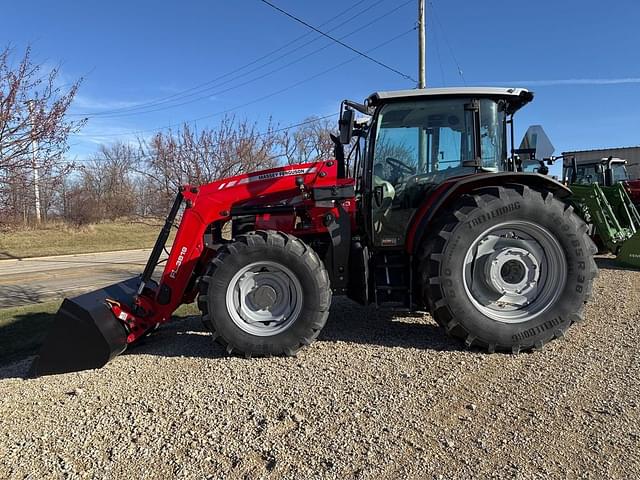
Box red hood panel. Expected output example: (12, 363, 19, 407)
(206, 161, 330, 191)
(625, 179, 640, 204)
(195, 159, 347, 207)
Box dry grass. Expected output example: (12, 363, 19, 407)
(0, 220, 173, 260)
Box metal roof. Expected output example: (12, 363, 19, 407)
(367, 87, 530, 101)
(562, 146, 640, 154)
(366, 87, 534, 113)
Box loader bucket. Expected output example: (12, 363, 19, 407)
(617, 232, 640, 268)
(29, 277, 141, 377)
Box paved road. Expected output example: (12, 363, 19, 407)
(0, 249, 164, 308)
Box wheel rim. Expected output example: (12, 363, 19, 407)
(462, 221, 567, 324)
(225, 261, 303, 336)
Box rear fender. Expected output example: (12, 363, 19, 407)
(406, 172, 571, 255)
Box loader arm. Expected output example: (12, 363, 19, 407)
(570, 183, 632, 253)
(31, 160, 354, 376)
(116, 160, 355, 344)
(128, 186, 217, 340)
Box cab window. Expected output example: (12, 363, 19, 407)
(369, 98, 506, 246)
(372, 98, 505, 187)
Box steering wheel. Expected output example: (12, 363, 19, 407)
(386, 157, 415, 175)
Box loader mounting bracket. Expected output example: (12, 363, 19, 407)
(325, 202, 351, 294)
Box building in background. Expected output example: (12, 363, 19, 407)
(562, 146, 640, 179)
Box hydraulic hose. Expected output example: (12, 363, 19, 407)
(137, 191, 184, 295)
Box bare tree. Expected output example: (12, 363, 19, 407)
(63, 143, 140, 224)
(56, 115, 343, 224)
(0, 45, 84, 223)
(279, 116, 335, 165)
(138, 116, 281, 212)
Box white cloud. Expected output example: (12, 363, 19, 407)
(69, 119, 150, 150)
(71, 94, 142, 111)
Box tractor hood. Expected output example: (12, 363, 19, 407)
(198, 159, 345, 210)
(213, 161, 327, 191)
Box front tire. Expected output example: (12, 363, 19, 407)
(198, 231, 331, 357)
(420, 185, 598, 353)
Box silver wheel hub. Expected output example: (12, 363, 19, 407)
(485, 247, 540, 297)
(251, 285, 278, 310)
(463, 221, 567, 324)
(226, 261, 303, 336)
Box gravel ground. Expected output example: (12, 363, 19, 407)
(1, 257, 639, 479)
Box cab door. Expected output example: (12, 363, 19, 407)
(366, 98, 507, 249)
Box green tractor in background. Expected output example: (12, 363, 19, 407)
(516, 126, 640, 268)
(563, 156, 640, 268)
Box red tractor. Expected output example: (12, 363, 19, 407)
(32, 87, 598, 376)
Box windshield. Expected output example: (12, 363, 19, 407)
(372, 98, 506, 183)
(611, 163, 629, 182)
(571, 162, 628, 185)
(574, 165, 603, 185)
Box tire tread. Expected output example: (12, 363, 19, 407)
(418, 185, 597, 353)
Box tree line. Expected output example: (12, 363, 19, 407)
(0, 46, 336, 227)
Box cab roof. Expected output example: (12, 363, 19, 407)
(366, 87, 534, 114)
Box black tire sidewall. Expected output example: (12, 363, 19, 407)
(438, 190, 591, 348)
(207, 240, 327, 355)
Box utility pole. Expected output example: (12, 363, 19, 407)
(418, 0, 426, 88)
(417, 0, 428, 171)
(26, 100, 42, 224)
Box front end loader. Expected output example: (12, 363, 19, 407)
(568, 183, 640, 268)
(31, 87, 598, 376)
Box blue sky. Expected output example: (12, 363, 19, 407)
(3, 0, 639, 167)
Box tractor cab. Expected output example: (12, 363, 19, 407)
(564, 156, 630, 187)
(337, 87, 534, 248)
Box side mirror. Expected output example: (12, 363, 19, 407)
(339, 108, 355, 145)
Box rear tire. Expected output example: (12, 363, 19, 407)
(420, 185, 598, 353)
(198, 230, 331, 357)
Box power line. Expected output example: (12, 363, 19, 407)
(429, 1, 466, 84)
(71, 26, 415, 140)
(76, 0, 411, 120)
(70, 0, 371, 117)
(259, 0, 416, 83)
(431, 18, 447, 86)
(68, 113, 339, 164)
